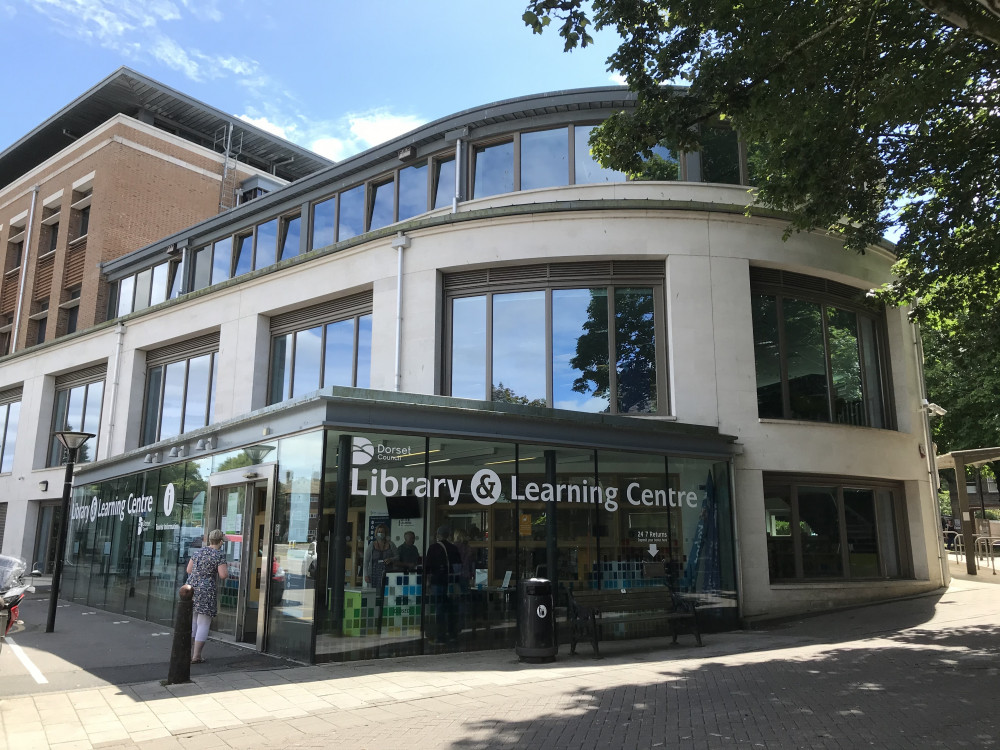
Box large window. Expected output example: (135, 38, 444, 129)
(268, 292, 373, 404)
(114, 260, 182, 317)
(445, 263, 665, 414)
(0, 390, 21, 473)
(141, 335, 219, 446)
(50, 368, 105, 466)
(751, 269, 889, 428)
(764, 476, 909, 582)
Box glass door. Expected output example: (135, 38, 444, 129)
(206, 467, 276, 647)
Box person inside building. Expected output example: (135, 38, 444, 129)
(363, 523, 397, 593)
(424, 525, 462, 645)
(186, 529, 229, 664)
(396, 530, 421, 571)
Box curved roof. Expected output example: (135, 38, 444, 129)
(0, 66, 333, 189)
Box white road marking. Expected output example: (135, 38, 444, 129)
(151, 632, 171, 636)
(113, 621, 128, 624)
(4, 637, 48, 684)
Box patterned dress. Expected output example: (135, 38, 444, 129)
(187, 546, 226, 617)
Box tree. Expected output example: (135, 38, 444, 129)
(523, 1, 1000, 337)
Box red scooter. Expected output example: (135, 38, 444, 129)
(0, 556, 36, 652)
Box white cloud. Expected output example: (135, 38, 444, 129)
(238, 114, 288, 140)
(307, 110, 426, 161)
(609, 72, 627, 86)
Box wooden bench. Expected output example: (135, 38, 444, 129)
(568, 587, 702, 655)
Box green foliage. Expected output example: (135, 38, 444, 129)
(938, 488, 952, 517)
(492, 383, 547, 407)
(523, 0, 1000, 335)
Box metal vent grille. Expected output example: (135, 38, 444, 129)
(146, 332, 221, 368)
(55, 363, 107, 389)
(270, 290, 373, 335)
(444, 260, 665, 291)
(749, 267, 870, 304)
(0, 387, 22, 405)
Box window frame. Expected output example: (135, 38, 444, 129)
(751, 270, 893, 429)
(140, 336, 220, 447)
(763, 473, 911, 583)
(49, 374, 105, 467)
(266, 293, 374, 405)
(443, 263, 668, 415)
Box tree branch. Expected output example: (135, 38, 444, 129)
(917, 0, 1000, 47)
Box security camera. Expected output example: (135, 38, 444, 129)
(925, 403, 947, 417)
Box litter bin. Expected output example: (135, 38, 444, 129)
(515, 577, 557, 663)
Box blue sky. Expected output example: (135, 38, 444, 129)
(0, 1, 625, 160)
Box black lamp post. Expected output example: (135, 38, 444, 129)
(46, 430, 94, 633)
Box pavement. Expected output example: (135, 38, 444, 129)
(0, 558, 997, 749)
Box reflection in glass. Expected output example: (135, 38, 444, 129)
(615, 288, 656, 413)
(752, 294, 783, 418)
(764, 486, 795, 580)
(266, 432, 322, 661)
(521, 128, 568, 190)
(844, 488, 880, 577)
(398, 164, 428, 221)
(117, 275, 135, 316)
(339, 185, 365, 240)
(269, 334, 292, 404)
(183, 354, 213, 434)
(133, 269, 152, 311)
(434, 158, 456, 209)
(142, 367, 163, 445)
(369, 180, 395, 231)
(279, 216, 301, 261)
(553, 288, 609, 412)
(492, 291, 546, 405)
(192, 248, 211, 291)
(473, 141, 514, 198)
(293, 326, 322, 397)
(233, 234, 253, 277)
(828, 308, 864, 426)
(1, 402, 19, 473)
(256, 219, 278, 269)
(860, 316, 885, 428)
(451, 296, 487, 399)
(634, 141, 680, 181)
(312, 196, 336, 249)
(356, 315, 372, 387)
(323, 319, 354, 387)
(574, 125, 626, 184)
(798, 486, 843, 577)
(150, 262, 169, 306)
(211, 238, 232, 285)
(159, 362, 185, 440)
(783, 299, 828, 421)
(701, 128, 741, 184)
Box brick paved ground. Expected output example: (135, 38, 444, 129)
(2, 563, 998, 749)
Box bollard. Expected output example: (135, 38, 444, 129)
(166, 584, 194, 685)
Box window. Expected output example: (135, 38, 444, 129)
(521, 128, 568, 191)
(433, 157, 456, 209)
(141, 334, 219, 446)
(278, 214, 301, 261)
(232, 233, 253, 277)
(256, 219, 278, 269)
(113, 261, 178, 315)
(312, 195, 336, 249)
(45, 222, 60, 254)
(0, 389, 21, 473)
(49, 368, 105, 466)
(59, 287, 81, 337)
(764, 476, 909, 581)
(29, 301, 49, 346)
(574, 125, 626, 184)
(472, 140, 514, 198)
(700, 128, 742, 185)
(77, 206, 90, 239)
(398, 163, 428, 221)
(338, 186, 365, 241)
(445, 262, 665, 414)
(751, 269, 889, 428)
(268, 292, 373, 405)
(368, 178, 395, 231)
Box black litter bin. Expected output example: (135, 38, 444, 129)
(515, 577, 557, 663)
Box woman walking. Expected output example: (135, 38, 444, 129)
(186, 529, 229, 663)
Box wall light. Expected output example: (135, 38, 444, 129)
(38, 480, 48, 492)
(168, 446, 186, 458)
(195, 437, 214, 451)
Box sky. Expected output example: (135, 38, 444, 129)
(0, 1, 626, 161)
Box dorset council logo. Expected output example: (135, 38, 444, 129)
(470, 469, 502, 506)
(163, 483, 175, 517)
(352, 437, 375, 465)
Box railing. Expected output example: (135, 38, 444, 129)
(946, 532, 1000, 575)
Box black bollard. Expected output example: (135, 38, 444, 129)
(166, 584, 194, 685)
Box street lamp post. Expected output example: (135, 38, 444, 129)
(46, 430, 94, 633)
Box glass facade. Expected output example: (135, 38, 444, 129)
(67, 427, 736, 664)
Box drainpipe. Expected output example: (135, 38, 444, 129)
(452, 138, 462, 214)
(105, 322, 127, 457)
(912, 317, 948, 585)
(391, 232, 411, 392)
(11, 186, 40, 354)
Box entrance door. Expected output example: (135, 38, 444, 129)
(205, 467, 275, 648)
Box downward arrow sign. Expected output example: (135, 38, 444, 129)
(648, 543, 659, 558)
